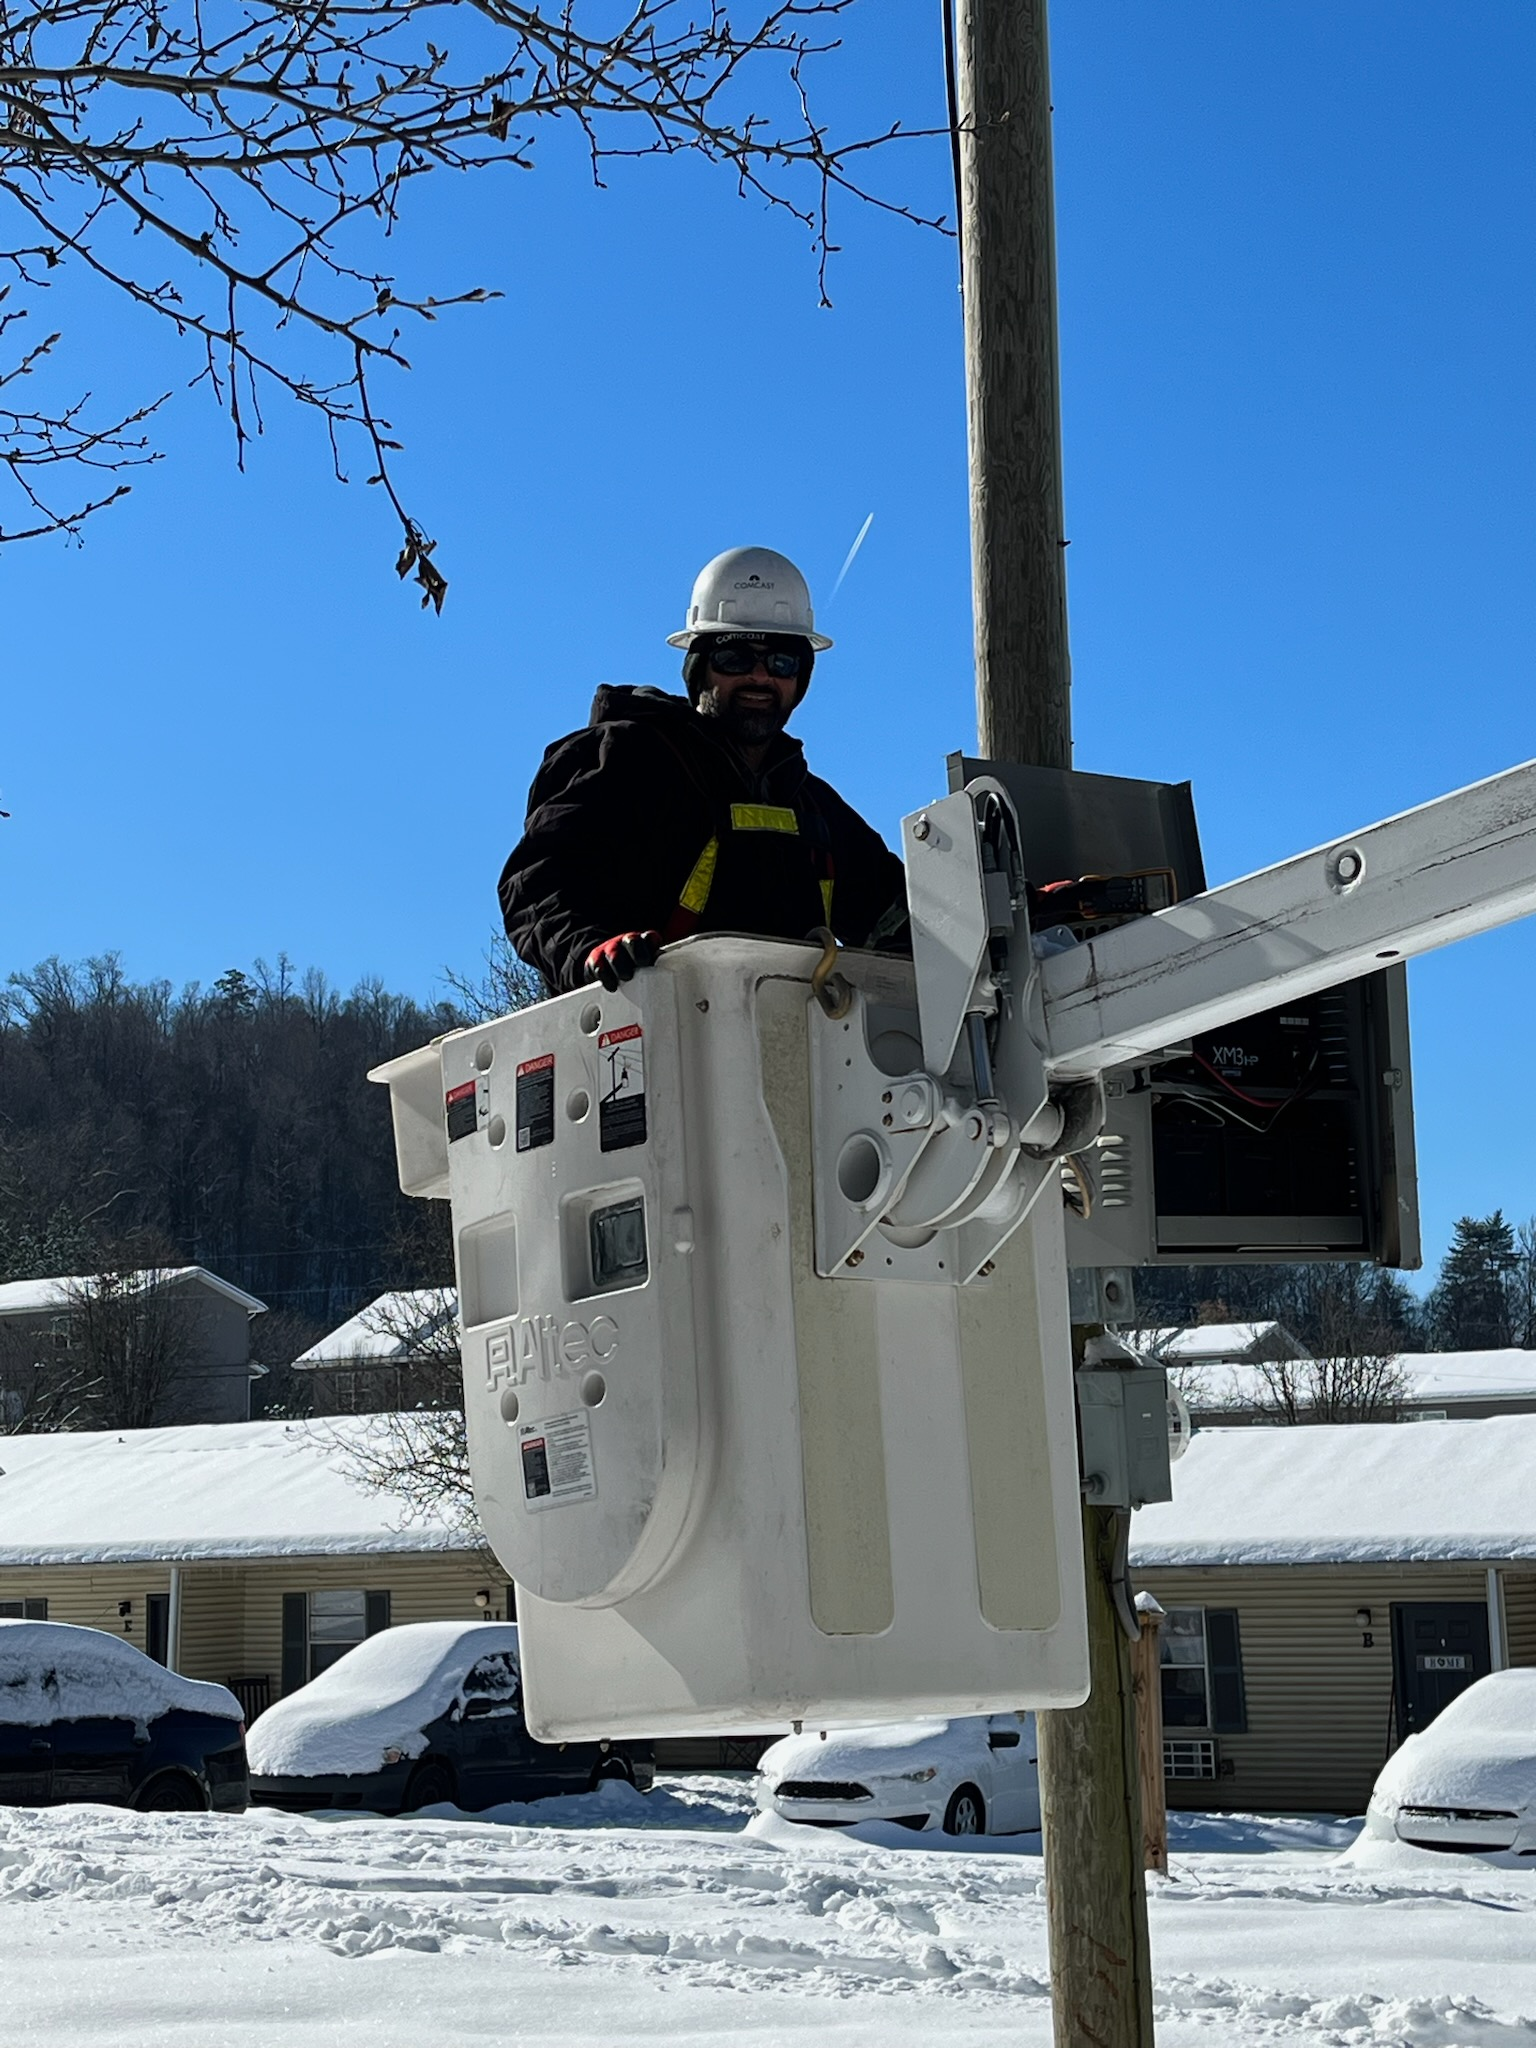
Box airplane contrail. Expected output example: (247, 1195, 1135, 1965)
(830, 512, 875, 599)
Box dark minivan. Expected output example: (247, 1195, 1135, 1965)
(0, 1618, 248, 1812)
(247, 1619, 651, 1814)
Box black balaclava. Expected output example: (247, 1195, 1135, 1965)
(684, 630, 819, 753)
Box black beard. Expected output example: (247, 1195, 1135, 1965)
(696, 685, 788, 749)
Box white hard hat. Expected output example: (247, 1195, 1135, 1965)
(666, 546, 833, 652)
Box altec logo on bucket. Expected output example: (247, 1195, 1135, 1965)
(484, 1313, 618, 1389)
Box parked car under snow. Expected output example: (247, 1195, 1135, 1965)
(1363, 1669, 1536, 1856)
(756, 1714, 1039, 1836)
(246, 1619, 652, 1815)
(0, 1618, 248, 1812)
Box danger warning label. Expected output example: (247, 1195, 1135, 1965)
(518, 1411, 597, 1510)
(598, 1024, 647, 1152)
(445, 1079, 477, 1144)
(515, 1053, 555, 1152)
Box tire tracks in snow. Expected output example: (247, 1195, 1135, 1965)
(2, 1801, 1534, 2039)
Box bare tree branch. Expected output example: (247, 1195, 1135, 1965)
(315, 1291, 476, 1524)
(1248, 1270, 1410, 1425)
(0, 1260, 204, 1431)
(0, 0, 944, 593)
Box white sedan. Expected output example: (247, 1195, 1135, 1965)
(756, 1714, 1038, 1837)
(1362, 1669, 1536, 1856)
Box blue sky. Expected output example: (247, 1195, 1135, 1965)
(4, 2, 1535, 1280)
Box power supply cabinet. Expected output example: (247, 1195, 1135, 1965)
(946, 756, 1421, 1271)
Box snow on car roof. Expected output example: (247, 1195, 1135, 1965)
(1403, 1667, 1536, 1745)
(1131, 1414, 1536, 1566)
(246, 1621, 520, 1780)
(0, 1417, 479, 1566)
(1369, 1670, 1536, 1816)
(0, 1619, 242, 1727)
(759, 1717, 1012, 1781)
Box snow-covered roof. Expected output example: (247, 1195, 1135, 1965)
(0, 1418, 475, 1566)
(1178, 1347, 1536, 1412)
(1132, 1415, 1536, 1568)
(293, 1289, 457, 1367)
(1138, 1321, 1308, 1363)
(0, 1267, 266, 1319)
(1380, 1350, 1536, 1404)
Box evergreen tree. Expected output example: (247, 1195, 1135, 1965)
(1427, 1212, 1517, 1351)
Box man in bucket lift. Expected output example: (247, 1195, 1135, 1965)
(500, 547, 909, 993)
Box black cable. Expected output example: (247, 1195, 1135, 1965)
(940, 0, 964, 279)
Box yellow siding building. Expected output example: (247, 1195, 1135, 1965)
(1131, 1415, 1536, 1811)
(0, 1420, 505, 1721)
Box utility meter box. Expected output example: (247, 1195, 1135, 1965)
(374, 936, 1089, 1740)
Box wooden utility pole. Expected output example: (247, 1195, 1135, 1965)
(953, 1, 1156, 2042)
(955, 0, 1071, 770)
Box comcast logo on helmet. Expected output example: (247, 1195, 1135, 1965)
(666, 546, 834, 653)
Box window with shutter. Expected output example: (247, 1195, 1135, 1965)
(1160, 1607, 1210, 1727)
(365, 1591, 391, 1636)
(1159, 1606, 1248, 1733)
(307, 1589, 369, 1676)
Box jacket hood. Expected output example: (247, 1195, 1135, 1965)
(587, 683, 806, 786)
(587, 683, 691, 726)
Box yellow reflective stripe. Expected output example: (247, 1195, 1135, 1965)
(677, 836, 720, 916)
(820, 878, 834, 922)
(730, 803, 799, 835)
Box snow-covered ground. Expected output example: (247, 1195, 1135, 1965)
(2, 1777, 1533, 2046)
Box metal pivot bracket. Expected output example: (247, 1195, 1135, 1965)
(810, 776, 1109, 1285)
(904, 780, 1103, 1161)
(808, 985, 1062, 1282)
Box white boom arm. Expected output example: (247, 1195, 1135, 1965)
(822, 754, 1536, 1283)
(1037, 756, 1536, 1077)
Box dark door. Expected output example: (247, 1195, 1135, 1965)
(456, 1650, 599, 1806)
(454, 1695, 540, 1807)
(451, 1652, 560, 1807)
(50, 1718, 139, 1804)
(0, 1727, 53, 1804)
(1391, 1602, 1492, 1737)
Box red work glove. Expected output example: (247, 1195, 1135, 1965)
(584, 931, 661, 992)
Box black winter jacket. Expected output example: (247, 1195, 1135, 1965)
(500, 686, 908, 993)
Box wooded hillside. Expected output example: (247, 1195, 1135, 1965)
(0, 955, 467, 1345)
(3, 950, 1531, 1366)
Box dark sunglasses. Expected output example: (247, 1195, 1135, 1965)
(707, 641, 805, 681)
